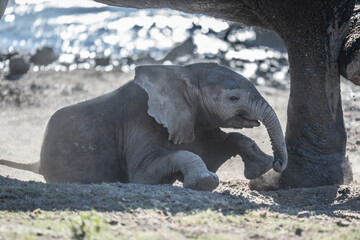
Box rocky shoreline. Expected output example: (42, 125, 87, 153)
(1, 25, 290, 88)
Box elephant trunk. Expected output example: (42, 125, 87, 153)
(252, 95, 288, 172)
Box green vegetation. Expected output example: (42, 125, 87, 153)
(0, 209, 359, 240)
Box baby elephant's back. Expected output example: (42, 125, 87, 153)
(40, 91, 126, 183)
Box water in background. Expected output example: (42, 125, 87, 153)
(0, 0, 289, 86)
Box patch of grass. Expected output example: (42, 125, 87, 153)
(174, 210, 360, 239)
(0, 209, 359, 240)
(70, 211, 107, 240)
(0, 210, 120, 240)
(337, 228, 360, 240)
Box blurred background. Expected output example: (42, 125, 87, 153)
(0, 0, 289, 87)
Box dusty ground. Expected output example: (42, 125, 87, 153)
(0, 69, 359, 239)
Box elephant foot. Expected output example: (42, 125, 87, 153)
(278, 154, 353, 189)
(183, 171, 219, 191)
(243, 155, 273, 180)
(249, 155, 353, 191)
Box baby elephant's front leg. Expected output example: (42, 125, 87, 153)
(132, 150, 219, 191)
(227, 133, 273, 179)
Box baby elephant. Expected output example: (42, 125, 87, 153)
(0, 63, 287, 191)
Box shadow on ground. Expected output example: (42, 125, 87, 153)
(1, 176, 359, 219)
(0, 176, 250, 215)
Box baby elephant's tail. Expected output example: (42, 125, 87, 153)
(0, 159, 40, 174)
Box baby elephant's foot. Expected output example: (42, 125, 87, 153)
(241, 138, 274, 179)
(244, 156, 273, 179)
(183, 171, 219, 191)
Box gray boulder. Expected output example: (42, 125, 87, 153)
(30, 47, 57, 66)
(9, 57, 30, 75)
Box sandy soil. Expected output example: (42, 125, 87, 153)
(0, 69, 359, 239)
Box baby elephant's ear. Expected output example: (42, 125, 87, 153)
(134, 65, 197, 144)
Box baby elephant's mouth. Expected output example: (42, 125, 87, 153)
(223, 114, 260, 129)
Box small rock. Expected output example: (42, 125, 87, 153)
(30, 47, 57, 66)
(95, 56, 110, 66)
(295, 228, 303, 236)
(339, 212, 360, 220)
(337, 220, 350, 227)
(356, 140, 360, 145)
(355, 118, 360, 121)
(107, 220, 118, 225)
(250, 191, 259, 197)
(9, 57, 30, 75)
(337, 185, 350, 195)
(258, 210, 267, 217)
(71, 83, 84, 92)
(32, 208, 42, 214)
(250, 234, 261, 239)
(222, 189, 231, 195)
(297, 211, 310, 218)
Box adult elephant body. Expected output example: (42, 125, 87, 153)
(0, 63, 287, 190)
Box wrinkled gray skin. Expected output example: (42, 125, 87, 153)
(0, 63, 287, 191)
(2, 0, 359, 189)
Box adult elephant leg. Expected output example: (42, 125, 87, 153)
(281, 47, 350, 188)
(270, 1, 354, 188)
(250, 1, 355, 189)
(131, 150, 219, 191)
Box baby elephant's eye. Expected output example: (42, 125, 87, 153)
(229, 96, 240, 102)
